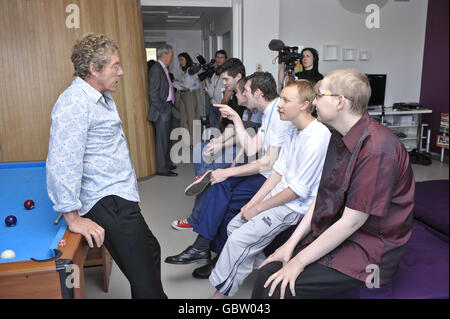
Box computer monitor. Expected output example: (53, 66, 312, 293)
(366, 74, 386, 109)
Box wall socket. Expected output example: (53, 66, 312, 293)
(256, 63, 262, 72)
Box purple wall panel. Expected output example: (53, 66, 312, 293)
(419, 0, 449, 154)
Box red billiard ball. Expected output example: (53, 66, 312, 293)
(24, 199, 35, 210)
(5, 215, 17, 227)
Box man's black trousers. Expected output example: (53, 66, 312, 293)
(85, 195, 167, 299)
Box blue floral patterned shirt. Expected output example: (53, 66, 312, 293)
(46, 77, 140, 216)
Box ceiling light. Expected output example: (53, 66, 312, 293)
(142, 10, 168, 14)
(167, 15, 200, 19)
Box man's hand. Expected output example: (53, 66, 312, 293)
(259, 241, 295, 269)
(263, 256, 305, 299)
(240, 203, 261, 221)
(64, 212, 105, 248)
(214, 104, 240, 123)
(210, 168, 230, 185)
(209, 136, 222, 145)
(203, 141, 223, 157)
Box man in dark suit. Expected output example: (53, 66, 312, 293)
(148, 44, 178, 177)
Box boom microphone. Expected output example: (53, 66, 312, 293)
(196, 54, 207, 65)
(268, 39, 285, 51)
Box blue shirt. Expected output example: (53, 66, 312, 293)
(46, 77, 140, 216)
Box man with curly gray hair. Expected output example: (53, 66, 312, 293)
(46, 33, 167, 299)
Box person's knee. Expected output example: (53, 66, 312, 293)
(194, 142, 205, 153)
(226, 216, 240, 236)
(252, 262, 282, 299)
(226, 224, 254, 248)
(210, 179, 230, 192)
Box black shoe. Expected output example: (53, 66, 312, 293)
(169, 165, 177, 170)
(165, 246, 211, 265)
(192, 255, 218, 279)
(156, 171, 178, 177)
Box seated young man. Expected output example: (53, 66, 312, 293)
(164, 72, 295, 269)
(252, 69, 415, 299)
(183, 78, 262, 280)
(171, 73, 263, 231)
(188, 78, 263, 195)
(209, 80, 331, 298)
(172, 58, 246, 230)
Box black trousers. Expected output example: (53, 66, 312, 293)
(252, 252, 363, 299)
(85, 195, 167, 299)
(153, 109, 173, 174)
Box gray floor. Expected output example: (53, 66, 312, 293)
(85, 158, 449, 299)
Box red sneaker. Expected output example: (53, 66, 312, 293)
(171, 219, 193, 230)
(184, 170, 212, 196)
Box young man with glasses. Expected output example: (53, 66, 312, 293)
(252, 69, 415, 299)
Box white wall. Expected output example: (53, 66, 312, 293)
(141, 0, 429, 107)
(144, 29, 202, 77)
(200, 8, 233, 60)
(242, 0, 280, 79)
(278, 0, 428, 106)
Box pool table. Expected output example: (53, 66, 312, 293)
(0, 161, 110, 299)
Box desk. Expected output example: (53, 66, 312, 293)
(368, 106, 432, 151)
(0, 162, 111, 299)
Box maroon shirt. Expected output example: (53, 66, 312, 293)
(300, 113, 415, 285)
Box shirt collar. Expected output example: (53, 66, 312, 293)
(74, 76, 104, 105)
(341, 112, 370, 153)
(158, 59, 168, 71)
(102, 91, 113, 107)
(263, 98, 278, 117)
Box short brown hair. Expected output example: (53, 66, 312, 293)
(71, 33, 119, 79)
(236, 78, 246, 93)
(323, 69, 371, 115)
(284, 79, 316, 113)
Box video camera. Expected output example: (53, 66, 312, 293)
(268, 39, 303, 72)
(188, 54, 217, 81)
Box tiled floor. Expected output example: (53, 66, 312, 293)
(85, 159, 449, 299)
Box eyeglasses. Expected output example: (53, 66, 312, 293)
(315, 93, 353, 102)
(112, 63, 121, 72)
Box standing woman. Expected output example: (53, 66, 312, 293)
(174, 52, 200, 144)
(278, 47, 323, 88)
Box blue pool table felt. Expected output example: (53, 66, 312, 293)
(0, 162, 67, 264)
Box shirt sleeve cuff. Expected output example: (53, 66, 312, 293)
(288, 183, 312, 200)
(52, 202, 82, 215)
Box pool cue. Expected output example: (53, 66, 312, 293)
(54, 213, 63, 224)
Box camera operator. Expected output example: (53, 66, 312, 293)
(278, 47, 323, 88)
(204, 50, 228, 130)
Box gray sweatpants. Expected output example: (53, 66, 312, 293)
(209, 204, 303, 297)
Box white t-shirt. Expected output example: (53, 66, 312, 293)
(256, 98, 296, 178)
(271, 119, 331, 214)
